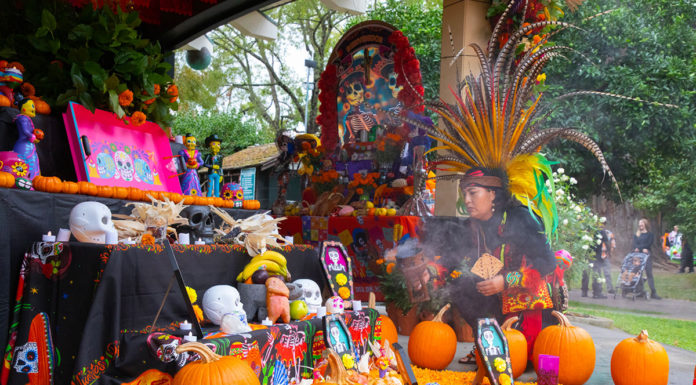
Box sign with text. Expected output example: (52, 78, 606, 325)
(240, 167, 256, 200)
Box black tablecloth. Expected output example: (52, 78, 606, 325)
(0, 187, 261, 359)
(3, 242, 320, 385)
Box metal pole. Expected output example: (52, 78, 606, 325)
(304, 65, 311, 132)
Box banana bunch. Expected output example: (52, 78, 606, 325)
(236, 250, 290, 282)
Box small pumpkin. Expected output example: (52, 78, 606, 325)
(214, 197, 224, 207)
(501, 316, 528, 379)
(169, 193, 183, 204)
(533, 310, 595, 385)
(369, 293, 398, 347)
(610, 330, 668, 385)
(113, 186, 129, 200)
(160, 191, 171, 202)
(62, 181, 79, 195)
(0, 171, 16, 188)
(37, 176, 63, 193)
(77, 181, 98, 196)
(97, 185, 114, 198)
(172, 342, 259, 385)
(127, 187, 144, 201)
(407, 304, 456, 370)
(146, 190, 162, 201)
(183, 195, 196, 205)
(194, 196, 208, 206)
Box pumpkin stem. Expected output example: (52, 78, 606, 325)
(175, 341, 221, 364)
(500, 316, 519, 331)
(637, 330, 649, 342)
(369, 292, 376, 309)
(324, 349, 349, 385)
(551, 310, 572, 327)
(433, 304, 451, 323)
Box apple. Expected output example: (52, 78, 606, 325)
(290, 300, 309, 320)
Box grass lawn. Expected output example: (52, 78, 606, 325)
(569, 303, 696, 352)
(653, 270, 696, 301)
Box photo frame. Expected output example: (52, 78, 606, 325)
(473, 318, 513, 385)
(322, 314, 354, 366)
(319, 241, 354, 303)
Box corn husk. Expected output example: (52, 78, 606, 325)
(113, 195, 189, 241)
(210, 206, 286, 256)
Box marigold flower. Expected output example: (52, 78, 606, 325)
(376, 258, 385, 265)
(193, 304, 204, 322)
(167, 84, 178, 97)
(118, 89, 133, 106)
(450, 270, 462, 279)
(141, 233, 155, 245)
(386, 262, 395, 274)
(131, 111, 147, 126)
(356, 188, 364, 195)
(186, 286, 198, 303)
(21, 82, 35, 97)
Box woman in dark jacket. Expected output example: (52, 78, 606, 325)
(632, 218, 661, 299)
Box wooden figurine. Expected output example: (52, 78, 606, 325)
(203, 134, 223, 197)
(13, 98, 41, 178)
(178, 133, 203, 195)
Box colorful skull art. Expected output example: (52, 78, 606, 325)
(13, 342, 38, 374)
(114, 151, 134, 181)
(134, 158, 153, 184)
(96, 152, 116, 179)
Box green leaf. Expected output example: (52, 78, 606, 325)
(92, 73, 107, 93)
(78, 91, 94, 111)
(41, 10, 57, 31)
(36, 26, 49, 38)
(69, 25, 93, 41)
(70, 64, 87, 92)
(105, 74, 120, 90)
(83, 61, 103, 76)
(108, 90, 119, 112)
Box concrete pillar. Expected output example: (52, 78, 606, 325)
(434, 0, 491, 216)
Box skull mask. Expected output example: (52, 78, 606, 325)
(202, 285, 245, 325)
(114, 151, 134, 181)
(178, 206, 215, 243)
(69, 201, 117, 244)
(291, 279, 322, 314)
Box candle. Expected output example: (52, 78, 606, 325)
(123, 237, 135, 245)
(105, 231, 118, 245)
(316, 307, 327, 318)
(183, 332, 197, 342)
(56, 228, 71, 242)
(352, 300, 362, 311)
(42, 231, 56, 242)
(178, 233, 190, 245)
(194, 238, 205, 245)
(179, 320, 192, 332)
(261, 317, 273, 326)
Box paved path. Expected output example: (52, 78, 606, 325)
(569, 289, 696, 321)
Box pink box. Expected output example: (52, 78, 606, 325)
(63, 102, 182, 193)
(537, 354, 559, 385)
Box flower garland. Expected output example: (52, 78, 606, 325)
(388, 31, 425, 113)
(348, 172, 380, 196)
(316, 64, 339, 153)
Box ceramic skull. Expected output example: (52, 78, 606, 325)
(325, 296, 344, 315)
(69, 201, 117, 244)
(178, 206, 215, 243)
(114, 150, 134, 181)
(291, 279, 322, 314)
(202, 285, 245, 325)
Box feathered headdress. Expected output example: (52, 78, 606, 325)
(382, 1, 675, 238)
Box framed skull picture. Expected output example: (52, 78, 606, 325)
(474, 318, 514, 385)
(319, 241, 354, 304)
(322, 314, 354, 367)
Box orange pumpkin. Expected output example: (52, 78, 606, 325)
(214, 197, 224, 207)
(147, 190, 162, 201)
(194, 196, 208, 206)
(34, 176, 63, 193)
(501, 316, 528, 379)
(160, 191, 172, 202)
(533, 310, 595, 385)
(172, 342, 259, 385)
(127, 187, 144, 201)
(407, 304, 456, 370)
(610, 330, 668, 385)
(77, 181, 98, 196)
(113, 186, 129, 200)
(169, 193, 183, 204)
(62, 181, 79, 194)
(183, 195, 196, 205)
(0, 171, 16, 188)
(97, 185, 114, 198)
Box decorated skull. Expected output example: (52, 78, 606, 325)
(13, 342, 38, 374)
(344, 80, 364, 106)
(96, 152, 116, 179)
(325, 296, 344, 315)
(114, 151, 134, 181)
(69, 201, 117, 244)
(134, 158, 153, 184)
(290, 279, 322, 314)
(178, 206, 215, 243)
(202, 285, 245, 325)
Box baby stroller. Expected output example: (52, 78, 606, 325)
(614, 252, 650, 300)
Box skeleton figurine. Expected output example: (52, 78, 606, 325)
(289, 279, 322, 314)
(202, 285, 251, 333)
(69, 201, 117, 244)
(177, 206, 215, 244)
(340, 73, 377, 144)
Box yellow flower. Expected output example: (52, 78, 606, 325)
(536, 73, 546, 83)
(499, 373, 511, 385)
(186, 286, 198, 303)
(11, 162, 27, 177)
(450, 270, 462, 279)
(341, 354, 355, 369)
(494, 357, 507, 372)
(336, 273, 348, 286)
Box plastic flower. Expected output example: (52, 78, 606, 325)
(118, 89, 134, 106)
(11, 162, 27, 177)
(131, 111, 147, 126)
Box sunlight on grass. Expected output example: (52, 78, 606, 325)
(570, 305, 696, 352)
(653, 271, 696, 301)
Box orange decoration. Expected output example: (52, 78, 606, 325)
(62, 181, 79, 194)
(34, 176, 63, 193)
(127, 187, 144, 201)
(97, 185, 114, 198)
(77, 181, 97, 196)
(194, 196, 208, 206)
(408, 304, 457, 370)
(183, 195, 196, 205)
(112, 186, 128, 199)
(501, 316, 528, 379)
(169, 193, 183, 203)
(146, 191, 161, 201)
(0, 171, 16, 188)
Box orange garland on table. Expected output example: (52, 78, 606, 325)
(411, 366, 542, 385)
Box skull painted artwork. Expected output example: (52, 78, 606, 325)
(177, 206, 215, 243)
(13, 342, 38, 374)
(134, 158, 154, 184)
(96, 151, 116, 179)
(69, 201, 117, 244)
(114, 151, 134, 181)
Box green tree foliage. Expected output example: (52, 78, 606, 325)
(542, 0, 696, 200)
(172, 110, 274, 155)
(354, 0, 442, 103)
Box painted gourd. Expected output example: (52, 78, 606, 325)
(532, 310, 595, 385)
(610, 330, 668, 385)
(407, 304, 456, 370)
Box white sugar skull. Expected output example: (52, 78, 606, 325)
(291, 279, 322, 314)
(69, 202, 116, 244)
(202, 285, 245, 325)
(13, 342, 38, 374)
(325, 296, 344, 315)
(114, 151, 134, 181)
